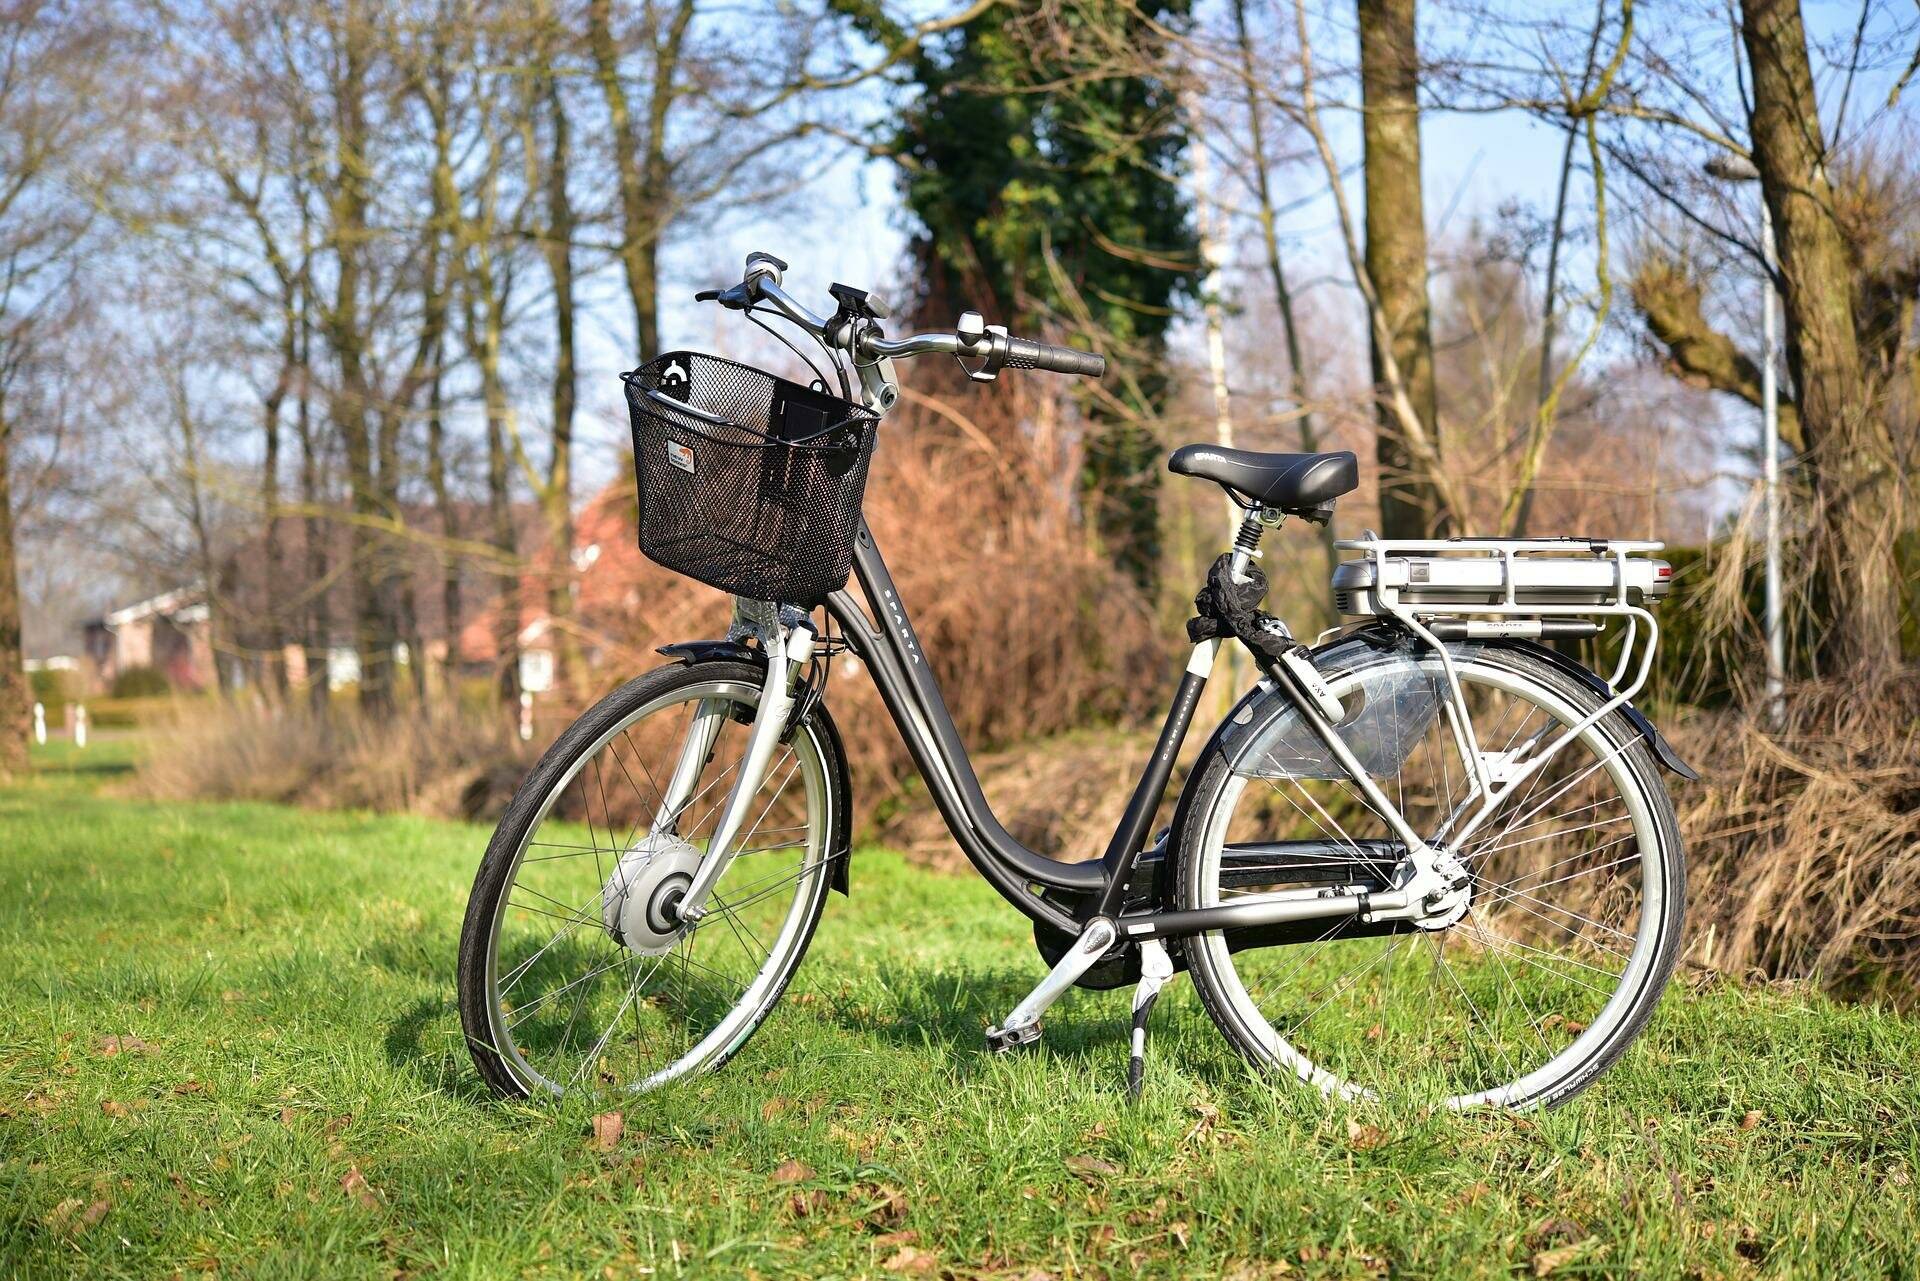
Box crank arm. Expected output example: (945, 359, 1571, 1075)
(987, 917, 1117, 1046)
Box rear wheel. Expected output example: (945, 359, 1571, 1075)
(457, 660, 840, 1099)
(1177, 643, 1684, 1109)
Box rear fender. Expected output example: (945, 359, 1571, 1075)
(656, 640, 854, 894)
(1166, 623, 1696, 897)
(1484, 638, 1699, 780)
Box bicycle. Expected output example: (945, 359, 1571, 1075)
(457, 250, 1696, 1109)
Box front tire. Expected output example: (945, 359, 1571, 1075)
(457, 660, 842, 1099)
(1176, 641, 1685, 1109)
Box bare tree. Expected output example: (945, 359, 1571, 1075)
(0, 2, 113, 772)
(1358, 0, 1448, 538)
(1740, 0, 1906, 669)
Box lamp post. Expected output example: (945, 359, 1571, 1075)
(1705, 154, 1785, 724)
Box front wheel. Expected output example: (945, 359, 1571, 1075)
(457, 659, 843, 1099)
(1176, 641, 1685, 1109)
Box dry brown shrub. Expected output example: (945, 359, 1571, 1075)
(134, 701, 533, 821)
(874, 728, 1162, 868)
(578, 375, 1171, 830)
(1671, 667, 1920, 1003)
(136, 377, 1169, 833)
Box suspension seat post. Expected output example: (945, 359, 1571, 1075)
(1227, 507, 1266, 582)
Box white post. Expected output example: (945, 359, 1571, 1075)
(1191, 138, 1238, 524)
(32, 702, 45, 746)
(518, 690, 534, 742)
(1191, 132, 1245, 708)
(74, 705, 87, 749)
(1760, 204, 1784, 727)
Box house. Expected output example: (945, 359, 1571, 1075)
(74, 479, 716, 700)
(81, 587, 216, 692)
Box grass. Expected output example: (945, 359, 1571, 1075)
(1, 744, 1917, 1279)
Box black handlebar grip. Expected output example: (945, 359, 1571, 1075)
(1003, 336, 1106, 378)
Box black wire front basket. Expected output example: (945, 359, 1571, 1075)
(622, 352, 880, 606)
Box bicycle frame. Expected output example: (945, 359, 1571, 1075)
(817, 519, 1442, 944)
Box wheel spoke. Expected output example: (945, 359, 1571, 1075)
(1191, 654, 1669, 1109)
(476, 679, 826, 1097)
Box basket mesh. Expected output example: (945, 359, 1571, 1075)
(623, 352, 879, 605)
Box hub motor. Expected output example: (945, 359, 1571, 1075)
(601, 832, 703, 954)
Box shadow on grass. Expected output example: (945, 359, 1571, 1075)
(32, 751, 136, 778)
(809, 961, 1142, 1063)
(383, 992, 498, 1104)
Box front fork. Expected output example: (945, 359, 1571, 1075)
(665, 610, 815, 926)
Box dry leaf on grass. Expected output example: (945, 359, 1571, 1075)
(46, 1198, 109, 1235)
(1739, 1109, 1763, 1131)
(771, 1158, 814, 1184)
(1064, 1154, 1119, 1181)
(96, 1035, 151, 1057)
(882, 1245, 938, 1274)
(1531, 1241, 1588, 1276)
(101, 1100, 128, 1117)
(590, 1111, 624, 1151)
(861, 1183, 909, 1230)
(1346, 1120, 1388, 1151)
(341, 1166, 380, 1210)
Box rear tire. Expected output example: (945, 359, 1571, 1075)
(1175, 642, 1685, 1109)
(458, 659, 843, 1099)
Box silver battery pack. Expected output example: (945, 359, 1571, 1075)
(1330, 538, 1673, 617)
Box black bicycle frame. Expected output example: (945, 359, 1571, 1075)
(824, 520, 1384, 944)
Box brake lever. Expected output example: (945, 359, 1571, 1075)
(700, 282, 753, 311)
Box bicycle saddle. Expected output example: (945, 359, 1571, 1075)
(1168, 445, 1359, 512)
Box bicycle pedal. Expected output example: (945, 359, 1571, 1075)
(984, 1021, 1043, 1053)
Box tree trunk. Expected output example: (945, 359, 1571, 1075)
(0, 413, 30, 777)
(423, 55, 461, 703)
(588, 0, 683, 360)
(262, 347, 290, 696)
(324, 4, 393, 715)
(541, 54, 582, 698)
(297, 291, 331, 717)
(1233, 0, 1336, 587)
(426, 348, 459, 702)
(1357, 0, 1446, 538)
(174, 383, 229, 695)
(1740, 0, 1902, 669)
(475, 264, 521, 712)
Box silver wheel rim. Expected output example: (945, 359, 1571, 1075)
(1193, 654, 1667, 1109)
(481, 678, 830, 1096)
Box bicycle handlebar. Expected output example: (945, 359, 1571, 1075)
(699, 252, 1105, 384)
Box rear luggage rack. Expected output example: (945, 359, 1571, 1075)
(1331, 536, 1672, 618)
(1326, 535, 1673, 798)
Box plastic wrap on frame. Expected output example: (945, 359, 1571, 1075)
(1237, 657, 1443, 781)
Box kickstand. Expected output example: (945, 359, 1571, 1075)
(1126, 941, 1175, 1101)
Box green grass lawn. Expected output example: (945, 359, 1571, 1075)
(2, 745, 1917, 1280)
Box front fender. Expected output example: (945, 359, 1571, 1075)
(656, 640, 855, 894)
